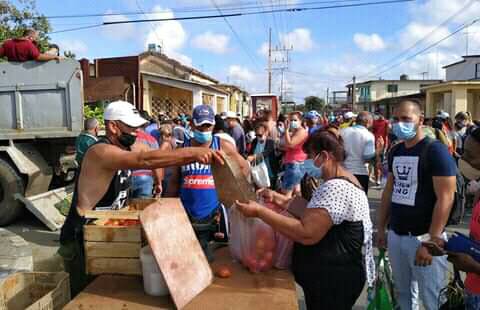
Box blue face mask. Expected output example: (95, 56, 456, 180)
(290, 121, 300, 129)
(193, 130, 212, 144)
(392, 122, 417, 141)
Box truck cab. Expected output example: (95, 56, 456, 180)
(0, 59, 83, 225)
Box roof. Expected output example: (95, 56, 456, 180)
(216, 84, 248, 94)
(422, 80, 480, 89)
(141, 71, 229, 95)
(346, 79, 442, 87)
(140, 51, 219, 83)
(368, 92, 425, 105)
(443, 55, 480, 69)
(250, 93, 278, 97)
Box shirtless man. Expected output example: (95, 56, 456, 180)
(58, 101, 223, 296)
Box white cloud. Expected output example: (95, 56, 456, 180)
(57, 39, 88, 56)
(353, 33, 386, 52)
(192, 32, 230, 54)
(399, 22, 453, 49)
(228, 65, 254, 82)
(410, 0, 480, 24)
(280, 28, 314, 52)
(101, 10, 136, 40)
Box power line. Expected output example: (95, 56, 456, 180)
(48, 0, 415, 34)
(360, 0, 476, 80)
(27, 0, 385, 20)
(370, 17, 480, 78)
(135, 0, 163, 48)
(210, 0, 262, 70)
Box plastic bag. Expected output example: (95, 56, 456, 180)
(251, 156, 270, 188)
(264, 202, 294, 269)
(367, 249, 396, 310)
(229, 205, 276, 273)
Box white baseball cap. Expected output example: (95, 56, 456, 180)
(104, 100, 147, 127)
(225, 111, 240, 120)
(344, 111, 356, 119)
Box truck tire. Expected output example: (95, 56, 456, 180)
(0, 158, 25, 226)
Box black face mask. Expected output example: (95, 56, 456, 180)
(118, 131, 136, 148)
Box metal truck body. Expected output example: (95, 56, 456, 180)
(0, 60, 83, 225)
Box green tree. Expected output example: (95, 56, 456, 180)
(304, 96, 325, 112)
(0, 0, 51, 52)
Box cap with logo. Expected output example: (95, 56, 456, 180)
(104, 100, 147, 127)
(305, 110, 320, 120)
(192, 104, 215, 126)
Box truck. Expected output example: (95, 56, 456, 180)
(250, 94, 279, 119)
(0, 59, 83, 226)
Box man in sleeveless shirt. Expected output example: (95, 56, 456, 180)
(166, 105, 249, 261)
(58, 101, 224, 296)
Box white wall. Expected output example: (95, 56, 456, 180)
(357, 80, 440, 102)
(446, 57, 480, 81)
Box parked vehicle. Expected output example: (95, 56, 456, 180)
(0, 59, 83, 225)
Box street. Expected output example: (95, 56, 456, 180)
(2, 186, 472, 308)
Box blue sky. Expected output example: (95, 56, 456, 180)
(20, 0, 480, 101)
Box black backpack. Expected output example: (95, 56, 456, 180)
(388, 138, 465, 225)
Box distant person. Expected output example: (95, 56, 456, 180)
(372, 110, 390, 186)
(172, 117, 187, 146)
(213, 115, 236, 147)
(0, 29, 61, 62)
(305, 110, 322, 135)
(226, 111, 247, 156)
(281, 111, 308, 198)
(262, 110, 279, 141)
(75, 118, 99, 165)
(341, 111, 381, 193)
(157, 124, 176, 195)
(340, 112, 355, 129)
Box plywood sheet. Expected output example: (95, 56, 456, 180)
(140, 199, 213, 309)
(211, 154, 256, 208)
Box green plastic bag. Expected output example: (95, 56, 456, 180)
(367, 249, 396, 310)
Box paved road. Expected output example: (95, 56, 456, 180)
(2, 188, 472, 308)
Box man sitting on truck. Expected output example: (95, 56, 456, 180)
(58, 100, 224, 297)
(0, 29, 61, 62)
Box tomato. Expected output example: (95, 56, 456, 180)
(258, 259, 268, 271)
(215, 265, 232, 278)
(263, 251, 274, 264)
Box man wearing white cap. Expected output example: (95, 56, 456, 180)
(58, 101, 223, 297)
(340, 111, 356, 129)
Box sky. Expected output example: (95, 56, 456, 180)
(18, 0, 480, 102)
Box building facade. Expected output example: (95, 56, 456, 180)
(424, 56, 480, 119)
(80, 51, 233, 117)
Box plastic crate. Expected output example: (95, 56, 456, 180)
(0, 272, 70, 310)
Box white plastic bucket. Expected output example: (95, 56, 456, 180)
(140, 245, 169, 296)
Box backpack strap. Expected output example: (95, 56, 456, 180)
(417, 137, 435, 188)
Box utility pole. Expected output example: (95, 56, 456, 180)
(268, 28, 272, 93)
(326, 88, 330, 107)
(420, 71, 428, 80)
(352, 76, 356, 111)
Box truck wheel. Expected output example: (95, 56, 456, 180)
(0, 158, 25, 226)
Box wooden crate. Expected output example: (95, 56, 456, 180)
(0, 272, 70, 310)
(83, 199, 160, 276)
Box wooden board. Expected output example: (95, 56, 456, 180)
(84, 210, 140, 220)
(86, 257, 141, 276)
(84, 242, 141, 258)
(64, 248, 299, 310)
(211, 154, 256, 208)
(140, 199, 213, 309)
(83, 225, 141, 242)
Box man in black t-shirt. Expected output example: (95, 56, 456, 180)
(377, 100, 456, 310)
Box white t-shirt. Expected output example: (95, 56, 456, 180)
(307, 178, 374, 287)
(341, 125, 375, 175)
(214, 133, 236, 147)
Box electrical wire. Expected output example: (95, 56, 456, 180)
(359, 0, 477, 79)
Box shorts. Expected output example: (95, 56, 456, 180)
(281, 162, 305, 190)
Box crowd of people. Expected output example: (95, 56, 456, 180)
(71, 99, 480, 309)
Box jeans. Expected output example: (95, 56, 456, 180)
(387, 230, 448, 310)
(131, 175, 154, 198)
(466, 290, 480, 310)
(281, 162, 305, 190)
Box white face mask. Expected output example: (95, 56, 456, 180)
(290, 120, 300, 129)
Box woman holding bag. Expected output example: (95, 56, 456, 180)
(236, 129, 375, 309)
(247, 122, 279, 189)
